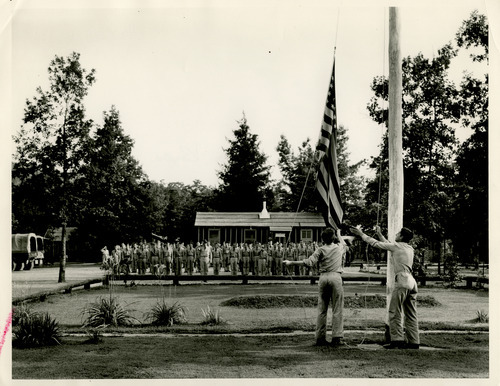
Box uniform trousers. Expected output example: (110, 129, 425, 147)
(388, 272, 419, 344)
(316, 272, 344, 341)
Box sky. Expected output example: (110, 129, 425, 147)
(7, 0, 493, 188)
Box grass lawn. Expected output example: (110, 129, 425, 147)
(17, 282, 489, 328)
(12, 333, 488, 379)
(11, 282, 489, 379)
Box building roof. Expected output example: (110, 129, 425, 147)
(44, 227, 78, 241)
(195, 212, 325, 228)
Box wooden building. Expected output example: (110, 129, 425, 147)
(195, 202, 326, 245)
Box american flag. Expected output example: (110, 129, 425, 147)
(316, 57, 343, 230)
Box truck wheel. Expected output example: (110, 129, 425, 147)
(13, 261, 23, 271)
(23, 260, 34, 270)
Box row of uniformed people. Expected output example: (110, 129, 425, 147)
(101, 240, 322, 276)
(101, 241, 194, 276)
(223, 241, 321, 276)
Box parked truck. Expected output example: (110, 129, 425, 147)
(12, 233, 44, 270)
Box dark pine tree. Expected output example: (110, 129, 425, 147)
(215, 114, 271, 212)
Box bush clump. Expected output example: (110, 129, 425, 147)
(13, 312, 61, 348)
(144, 300, 187, 326)
(441, 252, 462, 287)
(473, 309, 488, 323)
(200, 306, 227, 326)
(417, 295, 441, 307)
(12, 303, 37, 326)
(83, 325, 106, 344)
(81, 296, 138, 327)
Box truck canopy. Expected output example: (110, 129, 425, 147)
(12, 233, 37, 254)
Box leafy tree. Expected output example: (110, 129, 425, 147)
(135, 180, 215, 243)
(275, 125, 366, 224)
(335, 125, 367, 225)
(450, 10, 488, 265)
(215, 114, 272, 211)
(13, 52, 95, 281)
(455, 10, 488, 62)
(75, 106, 148, 255)
(366, 43, 460, 256)
(181, 180, 216, 241)
(162, 180, 215, 242)
(275, 135, 318, 212)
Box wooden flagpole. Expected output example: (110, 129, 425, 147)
(386, 6, 403, 340)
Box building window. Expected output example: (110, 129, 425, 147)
(244, 229, 256, 244)
(301, 229, 313, 242)
(208, 229, 220, 245)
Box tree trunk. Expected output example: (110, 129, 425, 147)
(58, 102, 69, 283)
(58, 222, 67, 283)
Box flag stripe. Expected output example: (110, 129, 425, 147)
(318, 156, 343, 220)
(316, 57, 343, 229)
(316, 181, 343, 226)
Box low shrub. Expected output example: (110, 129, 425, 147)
(346, 294, 386, 309)
(200, 306, 227, 326)
(474, 310, 488, 323)
(441, 252, 462, 288)
(417, 295, 441, 307)
(220, 294, 440, 309)
(220, 295, 317, 309)
(81, 296, 139, 328)
(13, 312, 61, 348)
(12, 303, 37, 326)
(145, 300, 187, 326)
(83, 325, 106, 344)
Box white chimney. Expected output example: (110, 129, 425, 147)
(259, 201, 270, 219)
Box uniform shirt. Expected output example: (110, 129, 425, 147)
(361, 235, 414, 275)
(260, 249, 268, 259)
(101, 248, 109, 261)
(231, 246, 240, 258)
(213, 247, 222, 259)
(303, 242, 346, 274)
(200, 245, 211, 262)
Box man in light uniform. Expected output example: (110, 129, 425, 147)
(350, 225, 419, 349)
(230, 243, 240, 276)
(199, 241, 211, 276)
(284, 228, 347, 347)
(212, 243, 222, 275)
